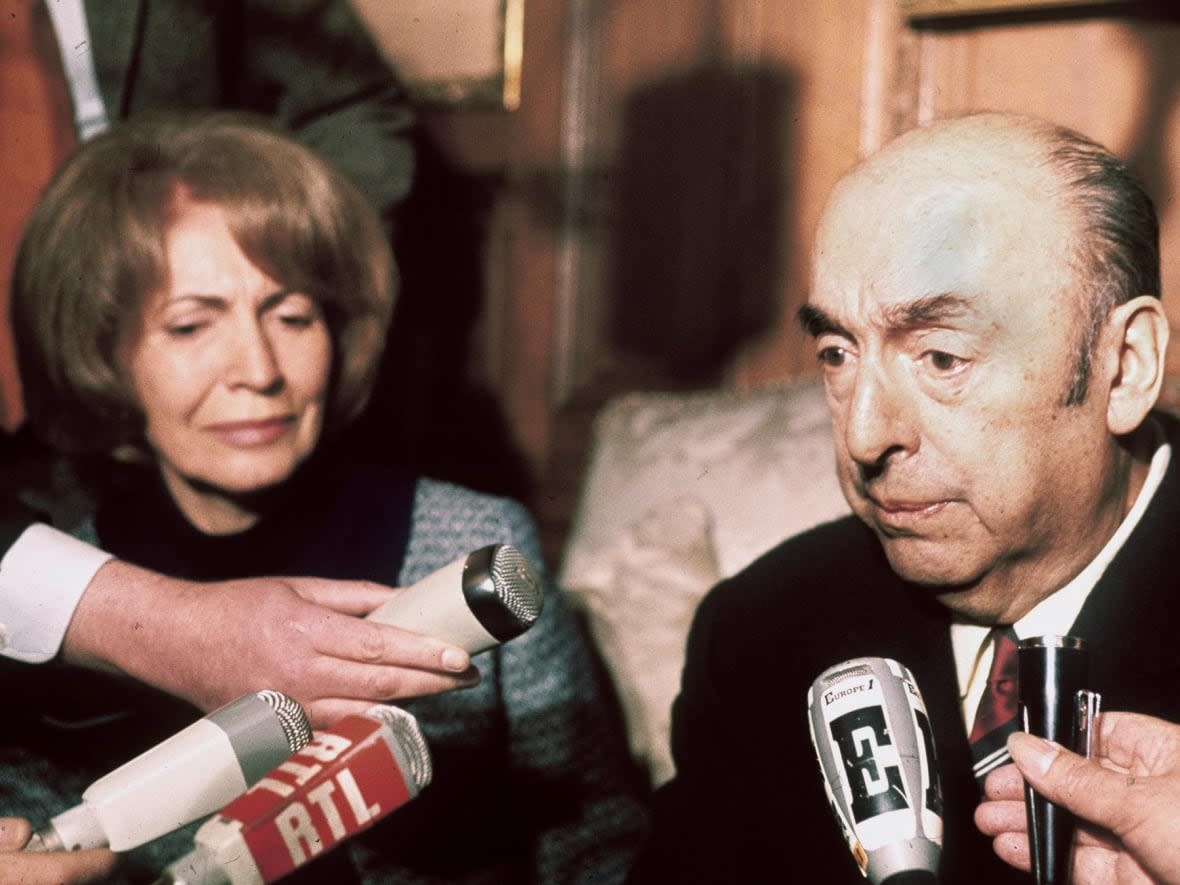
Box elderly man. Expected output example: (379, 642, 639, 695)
(628, 112, 1178, 883)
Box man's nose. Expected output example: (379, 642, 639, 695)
(227, 318, 283, 393)
(842, 363, 917, 471)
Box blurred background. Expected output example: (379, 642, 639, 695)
(354, 0, 1180, 563)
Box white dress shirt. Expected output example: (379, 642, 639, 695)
(0, 524, 112, 662)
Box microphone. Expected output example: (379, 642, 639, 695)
(1018, 635, 1096, 885)
(366, 543, 544, 654)
(26, 690, 311, 853)
(808, 657, 943, 885)
(154, 704, 432, 885)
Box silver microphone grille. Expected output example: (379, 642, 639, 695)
(364, 705, 434, 793)
(255, 690, 312, 751)
(489, 545, 545, 625)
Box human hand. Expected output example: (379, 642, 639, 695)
(0, 817, 117, 884)
(62, 560, 478, 726)
(975, 712, 1180, 884)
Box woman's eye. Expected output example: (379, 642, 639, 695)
(279, 314, 314, 328)
(166, 322, 204, 338)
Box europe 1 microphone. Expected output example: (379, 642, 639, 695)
(26, 690, 311, 854)
(808, 657, 943, 884)
(154, 704, 432, 885)
(366, 543, 544, 654)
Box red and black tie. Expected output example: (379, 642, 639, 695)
(969, 626, 1020, 787)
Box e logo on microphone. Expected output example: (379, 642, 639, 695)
(828, 703, 909, 822)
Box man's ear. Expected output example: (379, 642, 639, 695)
(1103, 295, 1170, 436)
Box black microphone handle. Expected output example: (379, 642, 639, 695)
(1018, 636, 1088, 885)
(881, 872, 939, 885)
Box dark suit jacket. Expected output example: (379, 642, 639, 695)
(629, 413, 1180, 883)
(82, 0, 414, 225)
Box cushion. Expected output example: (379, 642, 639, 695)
(560, 379, 850, 784)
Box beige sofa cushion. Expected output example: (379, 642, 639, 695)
(560, 379, 850, 784)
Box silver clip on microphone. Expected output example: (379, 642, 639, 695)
(808, 657, 943, 885)
(366, 544, 544, 654)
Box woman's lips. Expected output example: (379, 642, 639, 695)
(207, 417, 293, 447)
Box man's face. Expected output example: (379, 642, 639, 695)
(806, 152, 1127, 623)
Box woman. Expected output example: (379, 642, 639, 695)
(8, 113, 646, 883)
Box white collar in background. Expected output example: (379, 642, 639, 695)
(45, 0, 110, 139)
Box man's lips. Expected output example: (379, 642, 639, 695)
(865, 495, 951, 529)
(206, 417, 293, 447)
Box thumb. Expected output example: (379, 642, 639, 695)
(1007, 732, 1132, 829)
(0, 816, 32, 850)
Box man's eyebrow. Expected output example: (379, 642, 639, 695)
(796, 303, 849, 338)
(878, 292, 978, 331)
(797, 292, 980, 340)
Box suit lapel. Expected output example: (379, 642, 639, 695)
(1072, 411, 1180, 704)
(83, 0, 144, 119)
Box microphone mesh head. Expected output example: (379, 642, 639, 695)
(365, 705, 434, 792)
(255, 690, 312, 751)
(488, 545, 544, 627)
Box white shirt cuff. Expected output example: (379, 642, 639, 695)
(0, 524, 113, 663)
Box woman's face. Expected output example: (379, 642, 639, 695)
(125, 197, 332, 530)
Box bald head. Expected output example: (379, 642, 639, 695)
(812, 112, 1159, 403)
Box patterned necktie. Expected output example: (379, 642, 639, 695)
(969, 626, 1020, 787)
(0, 0, 77, 430)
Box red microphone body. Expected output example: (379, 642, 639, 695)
(156, 705, 432, 885)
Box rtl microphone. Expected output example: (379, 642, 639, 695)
(366, 543, 544, 654)
(808, 657, 943, 884)
(154, 704, 432, 885)
(26, 690, 311, 853)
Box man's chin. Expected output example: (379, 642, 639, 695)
(878, 536, 982, 587)
(882, 548, 1011, 621)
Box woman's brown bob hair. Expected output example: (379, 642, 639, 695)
(12, 111, 396, 456)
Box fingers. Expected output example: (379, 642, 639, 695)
(310, 610, 472, 674)
(989, 830, 1032, 872)
(989, 835, 1126, 885)
(982, 762, 1025, 801)
(285, 576, 400, 616)
(1007, 732, 1140, 830)
(974, 798, 1026, 837)
(4, 849, 119, 884)
(0, 817, 31, 850)
(0, 818, 118, 885)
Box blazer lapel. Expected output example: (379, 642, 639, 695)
(1072, 412, 1180, 702)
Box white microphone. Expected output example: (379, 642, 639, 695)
(366, 543, 544, 654)
(26, 690, 311, 853)
(807, 657, 943, 884)
(154, 704, 432, 885)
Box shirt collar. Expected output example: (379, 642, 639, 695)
(951, 419, 1170, 716)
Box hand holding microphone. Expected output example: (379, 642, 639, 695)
(367, 544, 544, 655)
(808, 657, 943, 885)
(977, 712, 1180, 885)
(155, 704, 432, 885)
(1, 817, 116, 885)
(1017, 635, 1100, 885)
(26, 691, 311, 854)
